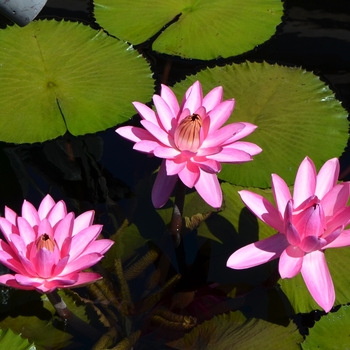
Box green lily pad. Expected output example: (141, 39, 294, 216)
(168, 311, 302, 349)
(0, 329, 35, 350)
(172, 62, 348, 188)
(94, 0, 283, 59)
(302, 305, 350, 349)
(0, 293, 72, 350)
(0, 20, 154, 143)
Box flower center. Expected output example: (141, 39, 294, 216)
(174, 114, 202, 152)
(36, 233, 55, 252)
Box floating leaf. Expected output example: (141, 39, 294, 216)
(0, 20, 154, 143)
(0, 328, 35, 350)
(302, 305, 350, 350)
(172, 62, 348, 188)
(0, 292, 72, 350)
(168, 311, 302, 349)
(94, 0, 283, 59)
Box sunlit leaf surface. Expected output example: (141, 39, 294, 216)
(302, 305, 350, 349)
(0, 20, 154, 143)
(94, 0, 283, 59)
(172, 62, 348, 187)
(0, 328, 35, 350)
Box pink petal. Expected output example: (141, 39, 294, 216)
(178, 163, 200, 188)
(61, 253, 104, 275)
(202, 85, 223, 112)
(182, 81, 203, 113)
(0, 217, 16, 242)
(223, 122, 257, 144)
(34, 249, 56, 278)
(224, 141, 262, 156)
(301, 250, 335, 312)
(227, 233, 289, 269)
(153, 94, 175, 132)
(47, 201, 67, 227)
(140, 120, 172, 147)
(134, 140, 163, 154)
(21, 200, 40, 227)
(315, 158, 339, 199)
(324, 229, 350, 248)
(194, 170, 222, 208)
(38, 218, 53, 237)
(152, 160, 178, 208)
(17, 251, 37, 276)
(278, 245, 304, 278)
(177, 107, 191, 124)
(293, 157, 317, 208)
(17, 217, 36, 246)
(54, 212, 74, 249)
(201, 123, 243, 148)
(238, 190, 284, 232)
(160, 84, 180, 118)
(72, 210, 94, 236)
(132, 101, 158, 124)
(0, 274, 37, 291)
(300, 236, 322, 252)
(60, 236, 72, 258)
(61, 272, 102, 289)
(0, 240, 28, 275)
(324, 206, 350, 236)
(52, 255, 69, 276)
(195, 159, 221, 173)
(81, 239, 114, 256)
(9, 233, 27, 256)
(14, 274, 46, 290)
(207, 100, 235, 132)
(272, 174, 291, 218)
(116, 126, 155, 143)
(206, 148, 252, 163)
(321, 183, 350, 218)
(195, 146, 222, 157)
(321, 226, 342, 247)
(165, 159, 186, 176)
(297, 204, 325, 239)
(285, 218, 301, 246)
(4, 206, 17, 225)
(153, 145, 180, 159)
(69, 225, 103, 261)
(37, 195, 56, 220)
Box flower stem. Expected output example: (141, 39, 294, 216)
(47, 290, 102, 341)
(169, 179, 186, 247)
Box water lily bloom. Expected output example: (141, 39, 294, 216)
(227, 157, 350, 312)
(0, 195, 113, 293)
(116, 81, 261, 208)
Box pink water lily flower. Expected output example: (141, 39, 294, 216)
(0, 195, 113, 293)
(116, 81, 261, 208)
(227, 157, 350, 312)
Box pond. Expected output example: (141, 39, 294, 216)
(0, 0, 349, 349)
